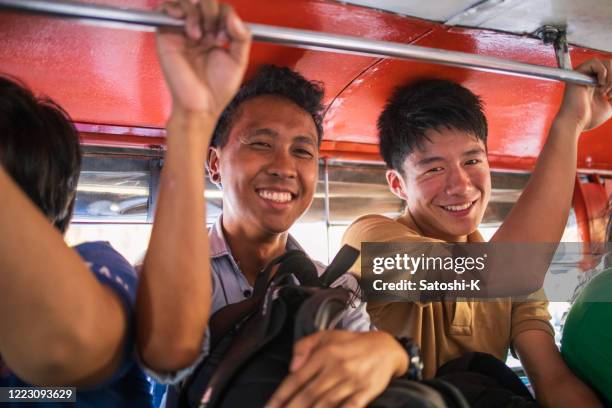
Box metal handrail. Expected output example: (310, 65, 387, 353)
(0, 0, 598, 86)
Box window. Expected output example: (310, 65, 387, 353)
(66, 147, 159, 263)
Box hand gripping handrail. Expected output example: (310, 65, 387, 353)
(0, 0, 597, 86)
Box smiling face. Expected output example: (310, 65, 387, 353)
(387, 127, 491, 242)
(208, 95, 319, 238)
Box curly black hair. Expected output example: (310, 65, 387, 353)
(212, 65, 325, 148)
(378, 79, 487, 174)
(0, 75, 81, 233)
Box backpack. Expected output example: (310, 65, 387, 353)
(175, 246, 469, 408)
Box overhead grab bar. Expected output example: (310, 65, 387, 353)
(0, 0, 597, 86)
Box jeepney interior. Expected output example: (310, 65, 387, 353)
(1, 0, 611, 400)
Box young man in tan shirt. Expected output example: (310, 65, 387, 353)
(343, 60, 612, 407)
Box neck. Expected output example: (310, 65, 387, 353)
(222, 218, 288, 285)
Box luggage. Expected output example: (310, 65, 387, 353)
(177, 247, 468, 408)
(434, 352, 539, 408)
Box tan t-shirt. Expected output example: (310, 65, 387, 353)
(342, 213, 554, 379)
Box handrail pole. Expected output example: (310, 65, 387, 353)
(0, 0, 598, 86)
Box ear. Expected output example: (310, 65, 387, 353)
(207, 146, 222, 187)
(386, 169, 409, 201)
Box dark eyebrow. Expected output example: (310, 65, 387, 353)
(293, 135, 316, 146)
(416, 156, 444, 167)
(462, 147, 486, 157)
(416, 147, 486, 167)
(252, 128, 278, 137)
(251, 129, 316, 146)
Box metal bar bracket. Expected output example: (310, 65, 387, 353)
(535, 25, 572, 70)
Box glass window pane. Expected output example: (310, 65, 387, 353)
(73, 170, 150, 221)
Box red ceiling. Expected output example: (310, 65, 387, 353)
(0, 0, 610, 171)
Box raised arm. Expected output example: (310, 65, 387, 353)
(136, 0, 251, 373)
(0, 166, 128, 386)
(492, 59, 612, 243)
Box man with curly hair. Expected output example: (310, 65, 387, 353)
(155, 62, 422, 408)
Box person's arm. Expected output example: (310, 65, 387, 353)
(0, 167, 127, 386)
(136, 0, 251, 373)
(514, 330, 602, 408)
(492, 58, 611, 243)
(267, 330, 409, 408)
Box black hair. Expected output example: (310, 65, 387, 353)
(212, 65, 325, 148)
(378, 79, 487, 173)
(0, 76, 81, 233)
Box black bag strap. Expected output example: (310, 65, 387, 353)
(198, 284, 290, 408)
(208, 250, 307, 348)
(272, 250, 320, 287)
(209, 245, 354, 346)
(319, 244, 360, 287)
(187, 249, 356, 407)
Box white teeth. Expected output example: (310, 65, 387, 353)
(258, 190, 292, 203)
(444, 202, 473, 212)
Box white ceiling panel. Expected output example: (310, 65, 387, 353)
(339, 0, 612, 52)
(447, 0, 612, 52)
(338, 0, 479, 22)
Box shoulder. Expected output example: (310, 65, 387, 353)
(349, 214, 396, 229)
(74, 241, 132, 268)
(308, 254, 360, 293)
(343, 214, 397, 240)
(342, 214, 425, 245)
(74, 241, 138, 304)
